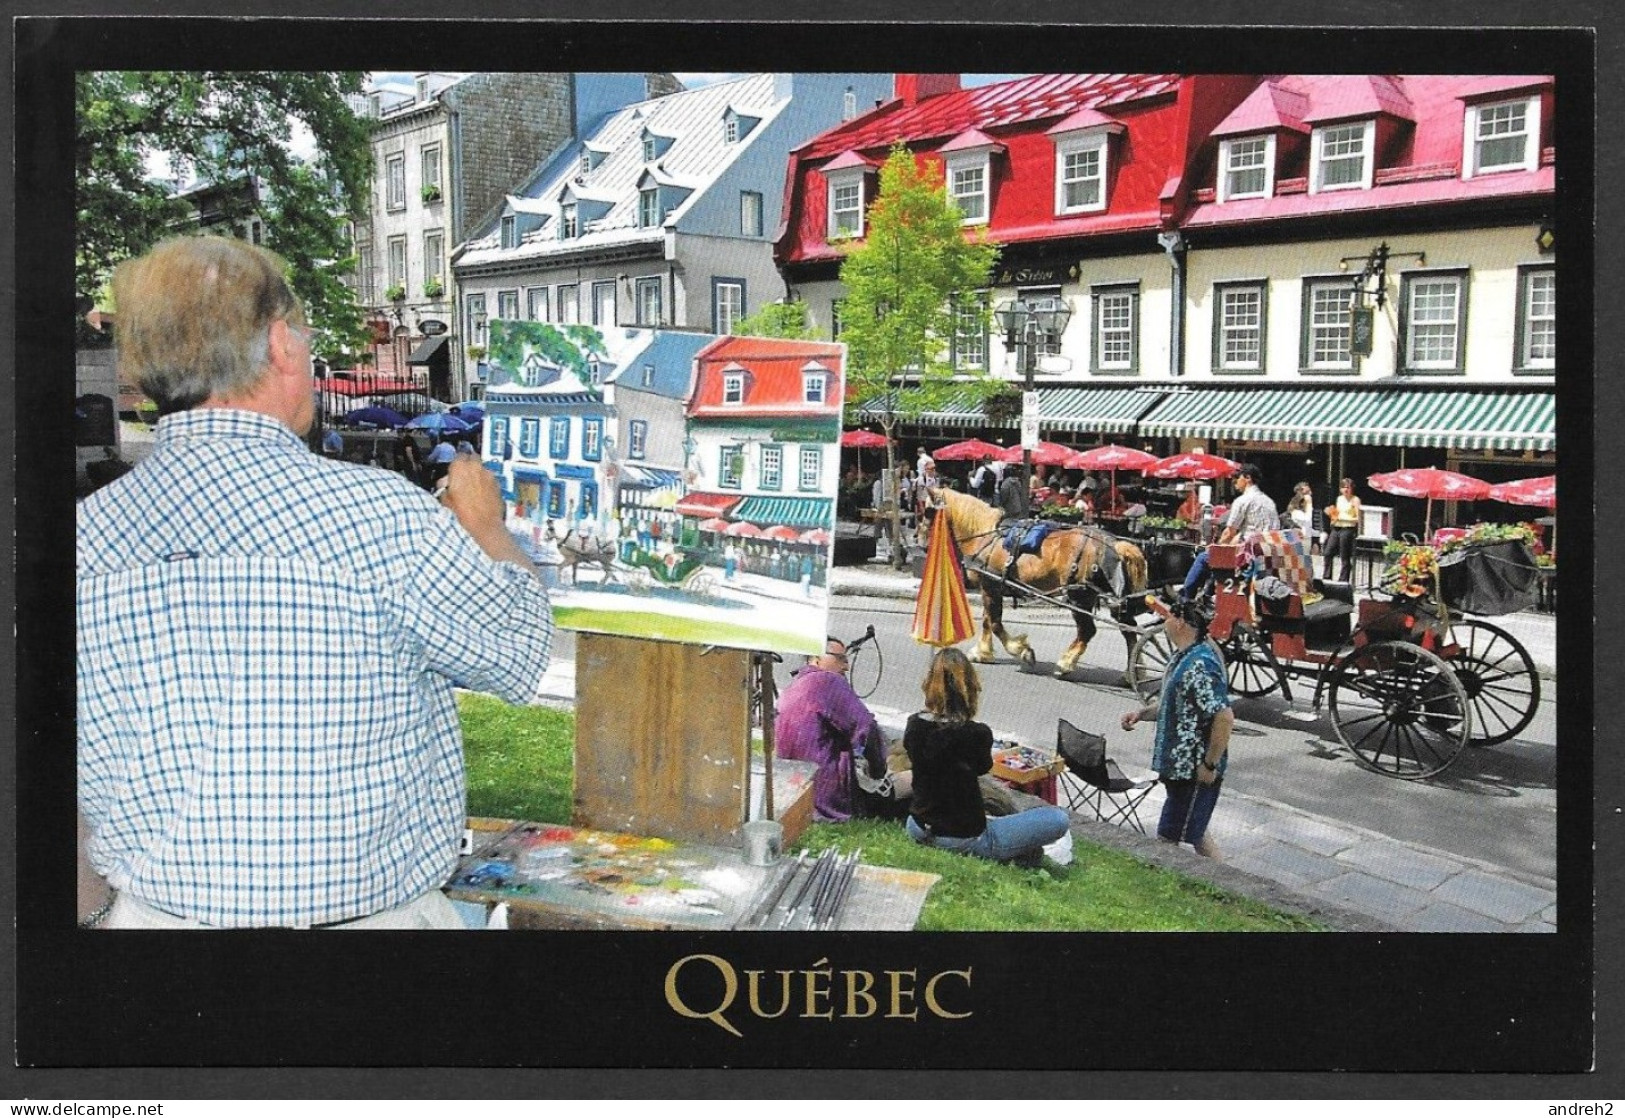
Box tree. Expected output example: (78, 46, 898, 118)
(732, 299, 816, 340)
(75, 71, 375, 360)
(836, 144, 1000, 564)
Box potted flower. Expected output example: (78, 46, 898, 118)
(423, 277, 444, 299)
(421, 183, 442, 204)
(384, 282, 406, 303)
(465, 345, 487, 363)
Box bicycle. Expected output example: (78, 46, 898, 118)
(844, 624, 883, 699)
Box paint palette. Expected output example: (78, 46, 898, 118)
(446, 821, 768, 930)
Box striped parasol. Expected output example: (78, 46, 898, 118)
(911, 504, 975, 647)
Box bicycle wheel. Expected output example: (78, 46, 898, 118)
(847, 643, 883, 699)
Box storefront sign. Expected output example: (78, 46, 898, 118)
(1217, 439, 1311, 454)
(1349, 306, 1374, 356)
(420, 318, 448, 336)
(993, 263, 1078, 287)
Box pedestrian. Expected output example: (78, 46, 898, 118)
(426, 435, 457, 488)
(799, 551, 814, 597)
(969, 456, 995, 504)
(1323, 478, 1362, 583)
(1121, 595, 1234, 860)
(1287, 481, 1315, 549)
(723, 539, 739, 581)
(903, 649, 1070, 866)
(76, 235, 554, 930)
(1181, 462, 1280, 600)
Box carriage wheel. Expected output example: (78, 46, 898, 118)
(1127, 622, 1173, 700)
(1446, 618, 1541, 746)
(1329, 640, 1471, 780)
(1222, 628, 1281, 698)
(628, 569, 653, 595)
(685, 571, 717, 598)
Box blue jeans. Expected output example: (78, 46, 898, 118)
(906, 805, 1071, 864)
(1157, 779, 1222, 847)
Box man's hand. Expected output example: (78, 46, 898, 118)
(1120, 710, 1142, 732)
(1196, 761, 1219, 786)
(439, 453, 538, 574)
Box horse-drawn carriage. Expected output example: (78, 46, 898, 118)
(926, 488, 1542, 781)
(1126, 533, 1542, 779)
(622, 547, 718, 598)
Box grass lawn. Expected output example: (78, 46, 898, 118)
(458, 692, 1322, 932)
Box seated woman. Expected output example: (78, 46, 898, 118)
(903, 648, 1071, 866)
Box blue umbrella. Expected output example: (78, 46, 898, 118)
(450, 404, 486, 424)
(341, 405, 410, 429)
(451, 400, 486, 413)
(404, 413, 474, 434)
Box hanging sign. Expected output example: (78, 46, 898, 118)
(1020, 391, 1040, 449)
(420, 318, 448, 336)
(1349, 306, 1375, 357)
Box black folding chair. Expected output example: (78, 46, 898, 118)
(1056, 718, 1158, 834)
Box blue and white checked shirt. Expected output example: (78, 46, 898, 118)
(78, 409, 554, 927)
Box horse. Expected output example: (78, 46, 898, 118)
(925, 487, 1149, 678)
(555, 522, 621, 586)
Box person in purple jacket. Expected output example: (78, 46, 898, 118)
(774, 636, 909, 822)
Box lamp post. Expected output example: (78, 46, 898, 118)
(994, 294, 1072, 498)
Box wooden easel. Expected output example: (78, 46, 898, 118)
(572, 632, 761, 843)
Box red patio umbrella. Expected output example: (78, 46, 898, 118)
(1066, 444, 1161, 511)
(996, 441, 1076, 467)
(911, 505, 975, 648)
(798, 527, 831, 547)
(1486, 474, 1556, 509)
(697, 517, 730, 534)
(1367, 467, 1492, 536)
(932, 438, 1007, 462)
(725, 521, 764, 537)
(763, 525, 802, 542)
(1146, 451, 1241, 481)
(840, 429, 889, 448)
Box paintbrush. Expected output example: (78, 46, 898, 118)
(749, 849, 806, 927)
(779, 847, 834, 929)
(802, 848, 848, 931)
(818, 849, 863, 931)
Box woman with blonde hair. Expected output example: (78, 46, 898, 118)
(903, 648, 1071, 866)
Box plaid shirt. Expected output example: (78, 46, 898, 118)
(78, 409, 553, 927)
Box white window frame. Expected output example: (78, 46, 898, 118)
(1054, 132, 1109, 215)
(798, 446, 822, 492)
(843, 88, 857, 120)
(465, 293, 486, 341)
(560, 203, 578, 239)
(500, 215, 518, 250)
(1310, 120, 1375, 194)
(760, 445, 783, 491)
(725, 117, 739, 144)
(592, 281, 616, 328)
(357, 246, 374, 303)
(579, 151, 592, 176)
(1092, 285, 1138, 372)
(639, 188, 660, 229)
(385, 153, 406, 210)
(557, 284, 580, 324)
(1304, 279, 1355, 371)
(1401, 272, 1466, 372)
(422, 231, 444, 288)
(634, 276, 662, 326)
(1518, 267, 1555, 370)
(946, 154, 990, 224)
(420, 144, 442, 194)
(715, 280, 744, 335)
(519, 418, 541, 458)
(387, 236, 407, 291)
(803, 372, 826, 404)
(629, 420, 648, 459)
(953, 292, 987, 371)
(827, 171, 864, 238)
(642, 136, 657, 163)
(641, 364, 655, 387)
(722, 372, 745, 405)
(740, 190, 764, 237)
(1218, 135, 1275, 202)
(1464, 95, 1542, 178)
(1215, 282, 1266, 371)
(526, 286, 550, 322)
(720, 444, 744, 489)
(497, 290, 519, 321)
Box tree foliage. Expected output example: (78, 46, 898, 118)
(75, 71, 375, 359)
(732, 299, 816, 340)
(835, 144, 999, 431)
(484, 320, 606, 389)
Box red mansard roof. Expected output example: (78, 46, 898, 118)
(688, 336, 846, 419)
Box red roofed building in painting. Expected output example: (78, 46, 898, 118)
(678, 336, 846, 541)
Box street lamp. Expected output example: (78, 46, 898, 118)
(994, 294, 1072, 497)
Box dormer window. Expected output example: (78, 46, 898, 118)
(639, 188, 660, 228)
(579, 152, 592, 176)
(500, 215, 519, 250)
(802, 363, 829, 404)
(1218, 135, 1276, 202)
(641, 364, 655, 387)
(843, 87, 857, 121)
(947, 156, 988, 224)
(1310, 121, 1374, 193)
(560, 203, 578, 239)
(725, 117, 739, 144)
(1056, 135, 1107, 214)
(723, 371, 745, 405)
(642, 136, 657, 163)
(829, 173, 864, 238)
(416, 77, 430, 102)
(1465, 96, 1541, 177)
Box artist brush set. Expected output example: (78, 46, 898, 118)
(749, 847, 863, 931)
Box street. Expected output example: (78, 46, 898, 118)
(822, 595, 1558, 885)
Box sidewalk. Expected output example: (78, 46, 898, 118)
(532, 647, 1556, 933)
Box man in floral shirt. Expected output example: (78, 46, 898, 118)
(1122, 595, 1235, 859)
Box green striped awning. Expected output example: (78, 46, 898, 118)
(856, 385, 1169, 434)
(733, 495, 834, 529)
(1138, 388, 1555, 452)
